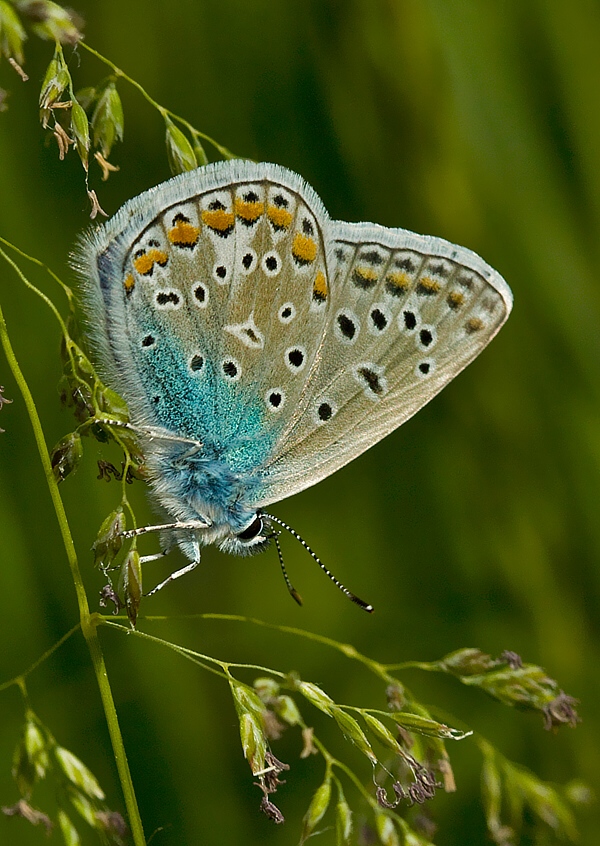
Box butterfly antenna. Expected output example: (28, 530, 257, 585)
(265, 514, 374, 613)
(271, 531, 303, 607)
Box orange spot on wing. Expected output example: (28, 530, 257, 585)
(466, 317, 484, 333)
(385, 271, 410, 294)
(417, 276, 441, 295)
(292, 232, 317, 264)
(133, 254, 154, 275)
(124, 274, 135, 294)
(150, 249, 168, 266)
(133, 249, 168, 276)
(312, 270, 328, 302)
(447, 291, 464, 309)
(202, 208, 235, 232)
(352, 267, 378, 289)
(235, 197, 264, 223)
(168, 220, 200, 247)
(267, 205, 293, 230)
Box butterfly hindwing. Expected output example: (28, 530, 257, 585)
(256, 221, 512, 505)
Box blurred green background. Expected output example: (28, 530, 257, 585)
(1, 1, 599, 843)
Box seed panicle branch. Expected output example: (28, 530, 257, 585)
(1, 1, 239, 214)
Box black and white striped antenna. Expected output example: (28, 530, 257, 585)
(265, 513, 374, 613)
(271, 531, 303, 607)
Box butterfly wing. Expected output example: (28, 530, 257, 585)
(76, 161, 511, 517)
(254, 216, 512, 507)
(75, 162, 333, 480)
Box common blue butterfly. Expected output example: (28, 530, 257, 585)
(77, 161, 512, 606)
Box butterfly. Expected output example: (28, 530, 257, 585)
(77, 161, 512, 609)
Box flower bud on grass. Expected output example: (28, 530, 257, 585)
(92, 507, 125, 567)
(39, 43, 70, 118)
(12, 715, 49, 796)
(70, 100, 89, 169)
(297, 681, 335, 715)
(335, 793, 353, 844)
(193, 138, 209, 166)
(57, 808, 79, 845)
(332, 709, 377, 764)
(375, 811, 400, 846)
(253, 677, 280, 701)
(0, 1, 26, 63)
(97, 385, 129, 420)
(438, 648, 497, 676)
(301, 777, 331, 842)
(54, 747, 105, 800)
(239, 713, 266, 776)
(20, 0, 83, 45)
(480, 747, 503, 838)
(230, 682, 267, 775)
(91, 82, 123, 158)
(66, 787, 96, 828)
(388, 711, 470, 741)
(50, 432, 82, 482)
(120, 549, 142, 627)
(165, 116, 197, 174)
(275, 695, 301, 727)
(362, 713, 403, 754)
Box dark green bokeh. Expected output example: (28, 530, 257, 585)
(1, 1, 599, 843)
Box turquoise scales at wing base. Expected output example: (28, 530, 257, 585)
(94, 256, 278, 528)
(126, 307, 273, 473)
(96, 245, 277, 467)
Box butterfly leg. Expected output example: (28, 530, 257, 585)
(122, 519, 210, 539)
(139, 549, 171, 565)
(94, 417, 203, 449)
(144, 538, 201, 597)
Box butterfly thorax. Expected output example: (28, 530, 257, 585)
(143, 438, 267, 553)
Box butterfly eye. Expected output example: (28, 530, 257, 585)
(237, 515, 264, 541)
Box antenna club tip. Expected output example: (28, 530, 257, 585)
(351, 596, 375, 613)
(291, 589, 304, 607)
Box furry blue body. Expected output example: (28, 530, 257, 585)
(143, 409, 274, 539)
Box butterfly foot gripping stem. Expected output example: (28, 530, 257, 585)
(119, 522, 208, 596)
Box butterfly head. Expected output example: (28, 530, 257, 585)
(218, 513, 271, 557)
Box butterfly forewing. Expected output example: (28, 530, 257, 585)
(83, 164, 334, 465)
